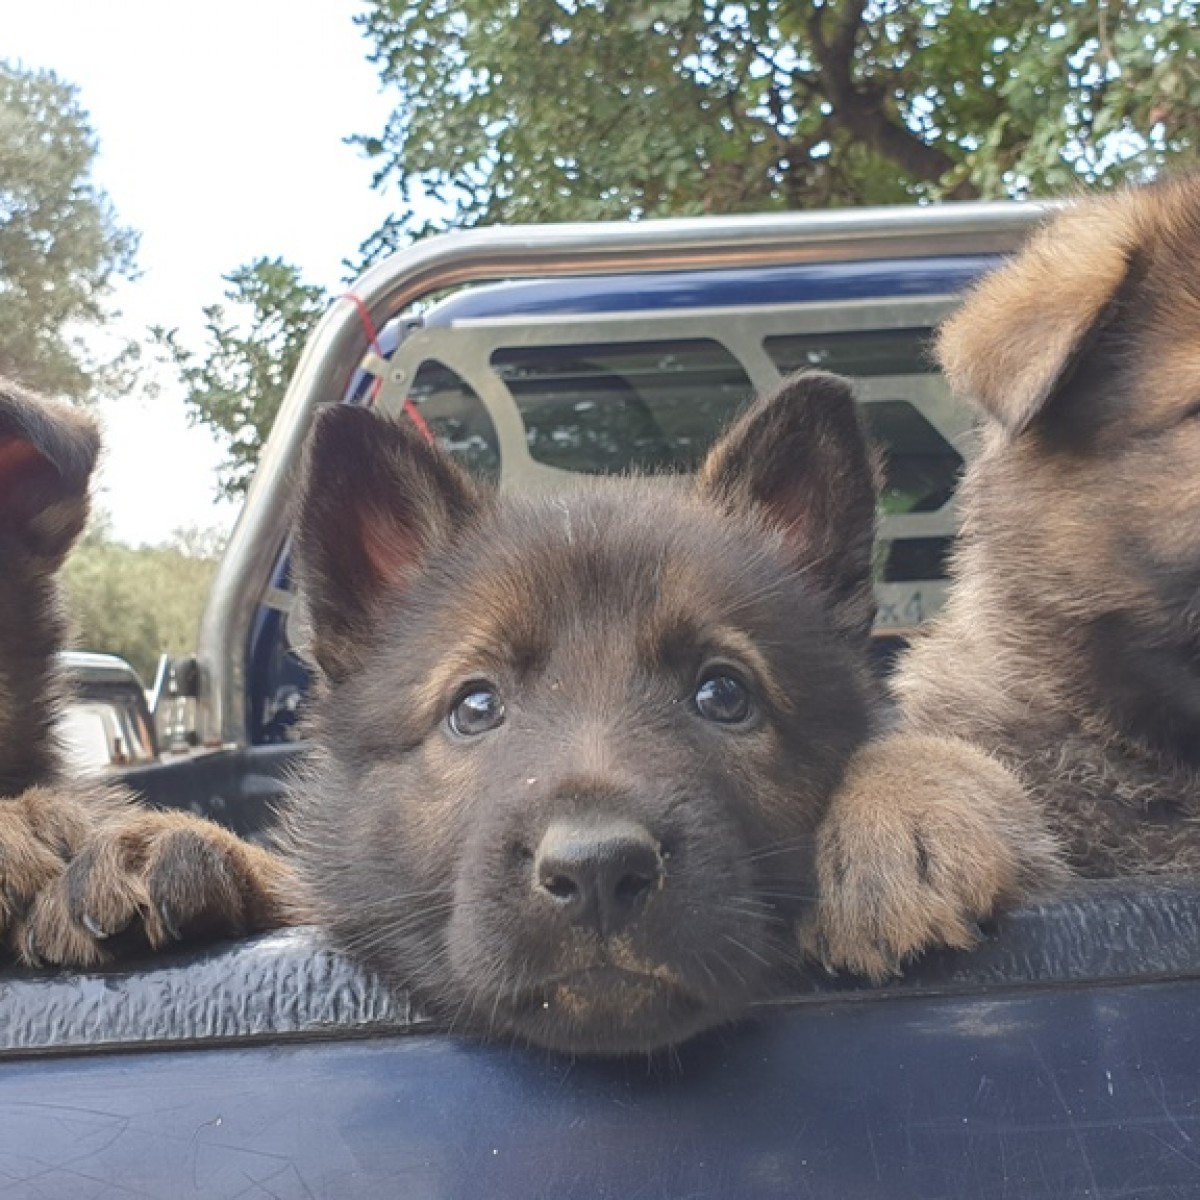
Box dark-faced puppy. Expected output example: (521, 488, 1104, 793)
(0, 379, 292, 965)
(289, 372, 888, 1054)
(896, 176, 1200, 874)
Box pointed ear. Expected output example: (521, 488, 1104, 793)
(0, 380, 100, 569)
(698, 371, 880, 639)
(292, 405, 487, 682)
(937, 201, 1134, 435)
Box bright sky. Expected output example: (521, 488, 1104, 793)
(9, 1, 398, 544)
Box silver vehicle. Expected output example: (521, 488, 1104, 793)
(58, 651, 157, 772)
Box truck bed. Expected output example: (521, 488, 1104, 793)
(4, 878, 1200, 1199)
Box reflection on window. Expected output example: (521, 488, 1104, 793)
(879, 537, 953, 584)
(767, 333, 961, 592)
(408, 360, 501, 481)
(491, 340, 753, 475)
(479, 328, 964, 636)
(871, 395, 961, 588)
(764, 329, 934, 376)
(862, 399, 962, 517)
(864, 398, 961, 589)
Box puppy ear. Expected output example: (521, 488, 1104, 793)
(293, 404, 487, 682)
(936, 202, 1133, 435)
(698, 371, 880, 639)
(0, 380, 100, 569)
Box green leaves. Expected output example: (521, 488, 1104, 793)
(61, 522, 222, 682)
(349, 0, 1200, 249)
(153, 259, 329, 500)
(0, 61, 138, 402)
(157, 1, 1199, 508)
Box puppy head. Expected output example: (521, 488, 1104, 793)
(0, 381, 100, 795)
(937, 176, 1200, 756)
(291, 372, 880, 1055)
(0, 379, 100, 574)
(938, 177, 1200, 440)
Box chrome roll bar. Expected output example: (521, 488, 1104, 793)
(194, 202, 1047, 747)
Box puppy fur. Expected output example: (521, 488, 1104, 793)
(0, 379, 292, 966)
(287, 371, 1061, 1053)
(896, 176, 1200, 875)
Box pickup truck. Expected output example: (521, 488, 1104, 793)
(58, 651, 159, 772)
(5, 203, 1200, 1200)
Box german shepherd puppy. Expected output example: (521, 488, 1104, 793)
(289, 372, 1059, 1054)
(0, 380, 291, 966)
(895, 177, 1200, 875)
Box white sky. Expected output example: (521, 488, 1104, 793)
(8, 0, 399, 544)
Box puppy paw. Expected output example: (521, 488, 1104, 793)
(14, 808, 296, 967)
(800, 734, 1065, 982)
(0, 786, 96, 950)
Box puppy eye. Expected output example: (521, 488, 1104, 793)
(449, 685, 506, 736)
(694, 672, 752, 724)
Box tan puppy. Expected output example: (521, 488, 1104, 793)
(896, 177, 1200, 876)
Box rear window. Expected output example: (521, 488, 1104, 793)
(409, 360, 502, 482)
(490, 339, 754, 475)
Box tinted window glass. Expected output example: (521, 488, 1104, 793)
(764, 329, 933, 376)
(491, 340, 754, 475)
(767, 333, 962, 592)
(409, 360, 501, 481)
(862, 399, 962, 518)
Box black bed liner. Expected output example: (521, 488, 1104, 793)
(4, 876, 1199, 1058)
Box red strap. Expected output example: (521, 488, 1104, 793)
(341, 291, 434, 443)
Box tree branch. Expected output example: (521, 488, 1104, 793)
(805, 3, 978, 198)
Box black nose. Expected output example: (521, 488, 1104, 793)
(534, 818, 663, 935)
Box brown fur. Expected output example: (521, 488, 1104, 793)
(286, 371, 1061, 1052)
(288, 372, 881, 1054)
(896, 176, 1200, 876)
(802, 732, 1064, 980)
(0, 379, 292, 966)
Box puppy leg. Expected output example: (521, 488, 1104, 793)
(11, 793, 296, 967)
(803, 734, 1066, 981)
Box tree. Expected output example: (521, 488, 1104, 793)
(154, 258, 329, 498)
(0, 61, 138, 400)
(352, 0, 1199, 256)
(160, 1, 1198, 486)
(60, 522, 223, 682)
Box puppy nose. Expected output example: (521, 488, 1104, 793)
(534, 818, 663, 935)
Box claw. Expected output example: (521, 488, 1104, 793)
(81, 913, 110, 940)
(158, 904, 182, 942)
(20, 931, 44, 970)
